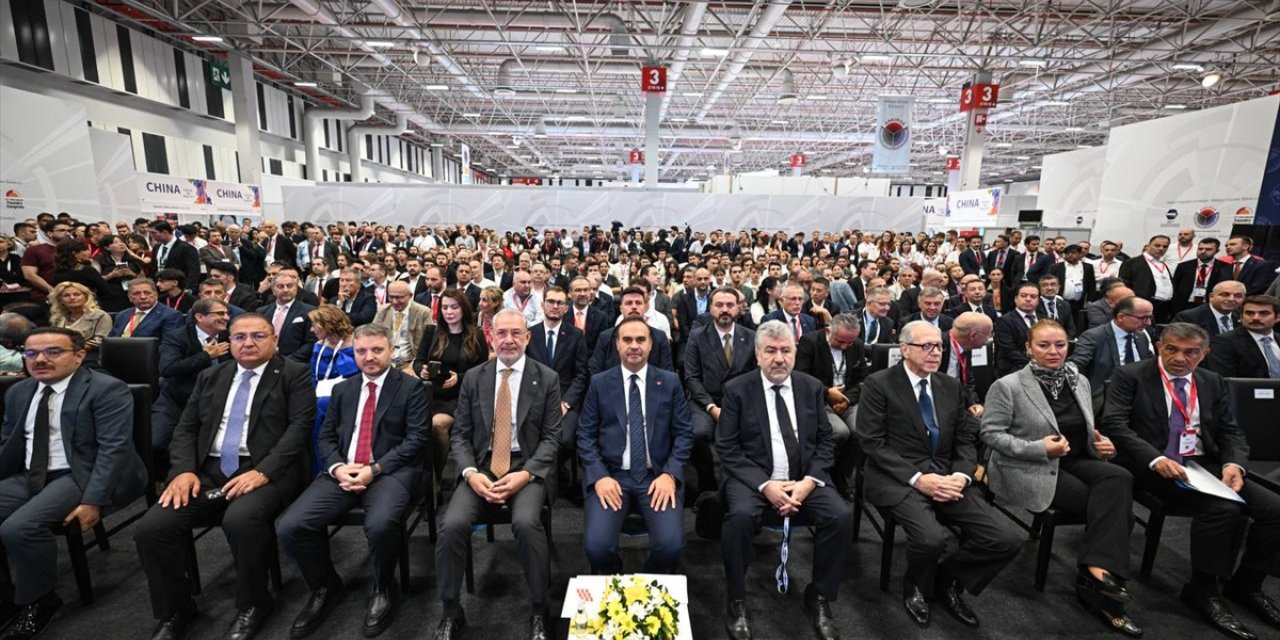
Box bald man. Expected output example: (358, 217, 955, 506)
(941, 312, 996, 410)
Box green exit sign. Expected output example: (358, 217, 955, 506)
(209, 61, 231, 90)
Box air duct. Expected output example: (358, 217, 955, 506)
(303, 94, 375, 180)
(348, 113, 409, 182)
(659, 1, 709, 120)
(494, 59, 640, 94)
(695, 0, 793, 119)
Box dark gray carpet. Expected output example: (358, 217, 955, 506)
(40, 484, 1278, 640)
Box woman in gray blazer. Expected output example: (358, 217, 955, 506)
(981, 319, 1141, 637)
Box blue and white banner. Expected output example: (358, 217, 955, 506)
(872, 96, 914, 174)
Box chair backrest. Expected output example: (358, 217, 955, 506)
(100, 337, 161, 396)
(868, 343, 901, 373)
(0, 375, 25, 417)
(127, 383, 158, 505)
(1227, 377, 1280, 461)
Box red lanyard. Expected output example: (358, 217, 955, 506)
(1176, 244, 1193, 262)
(165, 292, 184, 309)
(1097, 260, 1113, 275)
(1146, 256, 1167, 275)
(1158, 367, 1198, 431)
(951, 335, 968, 382)
(512, 293, 530, 312)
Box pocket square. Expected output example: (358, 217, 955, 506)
(291, 317, 304, 323)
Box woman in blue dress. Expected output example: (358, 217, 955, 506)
(306, 304, 359, 473)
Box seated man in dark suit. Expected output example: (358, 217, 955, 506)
(109, 278, 185, 338)
(1173, 281, 1244, 338)
(588, 287, 674, 376)
(858, 321, 1021, 629)
(1069, 296, 1155, 401)
(1207, 294, 1280, 379)
(795, 313, 868, 498)
(906, 287, 954, 333)
(857, 286, 898, 346)
(947, 278, 998, 323)
(717, 320, 853, 640)
(155, 298, 231, 468)
(578, 317, 692, 574)
(134, 313, 316, 640)
(1037, 275, 1077, 337)
(256, 271, 316, 361)
(567, 277, 611, 352)
(0, 328, 146, 640)
(525, 287, 589, 463)
(993, 281, 1044, 376)
(432, 309, 562, 640)
(333, 268, 377, 327)
(684, 288, 756, 497)
(209, 261, 260, 311)
(1101, 322, 1280, 638)
(277, 324, 430, 638)
(761, 282, 817, 340)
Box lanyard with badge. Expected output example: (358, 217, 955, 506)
(1159, 366, 1199, 457)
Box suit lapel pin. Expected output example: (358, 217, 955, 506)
(532, 380, 538, 386)
(656, 380, 662, 386)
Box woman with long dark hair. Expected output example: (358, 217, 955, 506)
(48, 239, 110, 304)
(413, 288, 489, 481)
(92, 233, 143, 312)
(750, 276, 781, 324)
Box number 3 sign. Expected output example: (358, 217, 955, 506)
(641, 66, 667, 93)
(959, 84, 999, 111)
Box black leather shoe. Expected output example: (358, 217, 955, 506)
(363, 587, 396, 638)
(0, 602, 20, 633)
(1181, 585, 1258, 640)
(223, 602, 273, 640)
(902, 586, 929, 628)
(290, 581, 345, 639)
(1076, 594, 1143, 637)
(1079, 568, 1134, 605)
(725, 599, 752, 640)
(1225, 585, 1280, 630)
(430, 612, 465, 640)
(151, 608, 198, 640)
(804, 586, 840, 640)
(528, 613, 548, 640)
(940, 582, 979, 628)
(2, 593, 61, 640)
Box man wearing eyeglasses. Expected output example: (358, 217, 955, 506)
(134, 313, 316, 640)
(0, 328, 146, 639)
(371, 281, 430, 374)
(525, 287, 589, 471)
(857, 321, 1021, 630)
(1070, 296, 1155, 407)
(154, 299, 231, 471)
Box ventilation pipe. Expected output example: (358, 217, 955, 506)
(366, 0, 485, 96)
(303, 94, 375, 180)
(695, 0, 793, 120)
(494, 59, 639, 95)
(348, 113, 409, 182)
(659, 1, 709, 120)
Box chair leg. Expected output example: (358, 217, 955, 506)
(63, 524, 95, 605)
(879, 516, 896, 593)
(399, 521, 412, 594)
(852, 469, 865, 541)
(1035, 517, 1055, 592)
(185, 532, 202, 595)
(93, 521, 110, 551)
(269, 543, 283, 591)
(464, 536, 475, 594)
(428, 501, 438, 545)
(485, 523, 495, 543)
(1140, 509, 1166, 580)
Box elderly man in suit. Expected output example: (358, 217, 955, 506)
(1173, 281, 1244, 338)
(717, 320, 853, 640)
(1207, 294, 1280, 379)
(857, 321, 1021, 629)
(795, 313, 868, 499)
(1069, 296, 1155, 406)
(685, 288, 757, 499)
(578, 317, 692, 574)
(155, 298, 231, 465)
(906, 287, 954, 333)
(1086, 280, 1135, 331)
(371, 281, 431, 373)
(134, 313, 316, 640)
(858, 286, 898, 345)
(109, 278, 185, 338)
(761, 282, 818, 341)
(432, 309, 562, 640)
(993, 281, 1044, 376)
(333, 269, 377, 328)
(1101, 322, 1280, 639)
(940, 312, 996, 411)
(0, 328, 146, 640)
(256, 271, 316, 361)
(525, 286, 590, 464)
(277, 324, 430, 638)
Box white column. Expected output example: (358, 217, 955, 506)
(643, 91, 661, 187)
(228, 52, 261, 185)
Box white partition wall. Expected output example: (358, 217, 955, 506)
(1038, 146, 1106, 229)
(0, 85, 103, 226)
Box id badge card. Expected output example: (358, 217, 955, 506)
(1192, 285, 1206, 299)
(1179, 430, 1199, 457)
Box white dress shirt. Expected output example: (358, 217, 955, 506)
(1144, 254, 1173, 301)
(1061, 262, 1086, 301)
(24, 376, 72, 471)
(212, 362, 269, 458)
(620, 365, 651, 471)
(755, 372, 825, 491)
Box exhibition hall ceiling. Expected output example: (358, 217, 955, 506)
(103, 0, 1280, 182)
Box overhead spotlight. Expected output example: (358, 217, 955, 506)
(898, 0, 938, 7)
(937, 145, 948, 155)
(494, 87, 516, 97)
(1171, 63, 1204, 71)
(293, 81, 317, 88)
(1201, 71, 1222, 88)
(191, 35, 223, 43)
(533, 121, 548, 139)
(700, 47, 730, 57)
(1018, 60, 1047, 68)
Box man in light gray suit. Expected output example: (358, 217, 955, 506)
(827, 276, 859, 315)
(1085, 280, 1133, 331)
(1069, 296, 1154, 407)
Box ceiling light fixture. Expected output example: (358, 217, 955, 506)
(293, 81, 317, 87)
(1016, 155, 1031, 160)
(1201, 71, 1222, 88)
(1019, 59, 1047, 68)
(681, 91, 702, 98)
(994, 142, 1013, 148)
(770, 119, 789, 125)
(806, 95, 828, 101)
(424, 84, 449, 91)
(191, 35, 223, 43)
(1064, 126, 1085, 132)
(364, 40, 395, 49)
(1171, 63, 1204, 71)
(700, 47, 729, 57)
(860, 54, 892, 63)
(554, 88, 578, 94)
(462, 112, 482, 117)
(937, 145, 948, 155)
(670, 117, 689, 123)
(1164, 104, 1188, 110)
(534, 45, 566, 53)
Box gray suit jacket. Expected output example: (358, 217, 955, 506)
(1068, 321, 1152, 403)
(828, 279, 858, 314)
(980, 366, 1100, 512)
(1085, 298, 1112, 330)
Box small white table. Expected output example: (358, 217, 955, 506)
(559, 573, 693, 640)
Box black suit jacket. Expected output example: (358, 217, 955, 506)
(1172, 304, 1237, 338)
(715, 370, 834, 490)
(853, 308, 896, 345)
(683, 324, 757, 409)
(1099, 359, 1249, 472)
(338, 289, 377, 327)
(317, 368, 430, 482)
(569, 305, 612, 352)
(159, 323, 229, 404)
(168, 355, 316, 494)
(1011, 251, 1052, 283)
(795, 329, 869, 405)
(1049, 261, 1096, 305)
(256, 300, 317, 360)
(588, 325, 674, 376)
(158, 241, 203, 291)
(236, 239, 266, 286)
(856, 364, 976, 506)
(948, 301, 999, 324)
(994, 309, 1039, 376)
(958, 248, 985, 276)
(1037, 297, 1076, 337)
(905, 312, 954, 334)
(1206, 327, 1272, 379)
(985, 248, 1019, 275)
(267, 234, 297, 268)
(227, 285, 260, 311)
(1118, 255, 1162, 300)
(1171, 259, 1225, 312)
(526, 322, 590, 410)
(1207, 257, 1276, 296)
(940, 336, 996, 406)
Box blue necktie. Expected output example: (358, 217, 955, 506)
(1164, 377, 1189, 461)
(1124, 333, 1137, 365)
(1261, 336, 1280, 379)
(628, 374, 647, 483)
(918, 380, 942, 469)
(546, 329, 555, 363)
(220, 370, 256, 478)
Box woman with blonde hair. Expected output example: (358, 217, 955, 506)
(476, 285, 504, 350)
(49, 281, 111, 366)
(305, 304, 359, 472)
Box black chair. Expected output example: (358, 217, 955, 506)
(1028, 507, 1086, 591)
(1134, 490, 1198, 579)
(184, 525, 284, 595)
(464, 503, 553, 594)
(852, 456, 898, 593)
(99, 336, 161, 397)
(328, 506, 413, 593)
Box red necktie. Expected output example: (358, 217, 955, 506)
(575, 310, 585, 330)
(354, 381, 377, 464)
(1196, 263, 1208, 287)
(1233, 261, 1243, 280)
(792, 317, 801, 340)
(997, 250, 1005, 269)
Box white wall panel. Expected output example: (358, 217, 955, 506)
(96, 15, 123, 92)
(43, 0, 70, 75)
(222, 88, 234, 122)
(158, 39, 177, 105)
(131, 33, 150, 99)
(129, 131, 145, 171)
(164, 135, 182, 176)
(0, 0, 18, 62)
(185, 53, 205, 114)
(58, 2, 83, 79)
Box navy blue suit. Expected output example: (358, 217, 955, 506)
(577, 366, 692, 574)
(108, 304, 184, 338)
(527, 321, 590, 454)
(337, 289, 377, 327)
(256, 300, 317, 360)
(1207, 256, 1275, 296)
(759, 309, 817, 337)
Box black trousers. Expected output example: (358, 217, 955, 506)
(685, 405, 721, 495)
(1132, 459, 1280, 579)
(887, 487, 1022, 597)
(721, 478, 852, 601)
(1051, 457, 1134, 576)
(134, 458, 289, 618)
(276, 472, 414, 590)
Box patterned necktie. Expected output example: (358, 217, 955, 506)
(1233, 261, 1243, 280)
(1262, 336, 1280, 379)
(220, 370, 256, 478)
(772, 384, 801, 480)
(918, 380, 942, 469)
(1196, 263, 1208, 287)
(1024, 313, 1036, 328)
(628, 374, 647, 483)
(1164, 378, 1189, 461)
(124, 310, 142, 337)
(27, 386, 53, 494)
(723, 332, 734, 366)
(354, 382, 378, 464)
(1220, 315, 1231, 333)
(393, 311, 403, 335)
(490, 368, 515, 477)
(158, 244, 169, 267)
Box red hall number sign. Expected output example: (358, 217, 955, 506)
(959, 84, 999, 112)
(641, 66, 667, 93)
